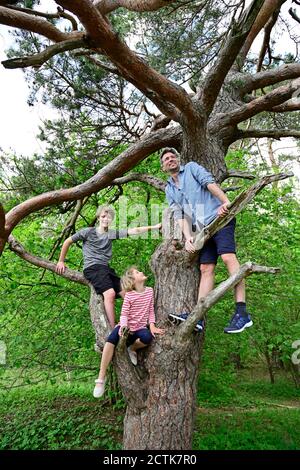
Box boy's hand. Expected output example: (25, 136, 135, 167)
(150, 324, 165, 337)
(153, 223, 162, 230)
(56, 261, 66, 274)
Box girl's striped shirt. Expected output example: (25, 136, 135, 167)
(119, 287, 155, 331)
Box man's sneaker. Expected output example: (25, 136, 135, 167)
(195, 319, 204, 332)
(224, 313, 253, 334)
(127, 346, 137, 366)
(168, 312, 189, 324)
(93, 378, 106, 398)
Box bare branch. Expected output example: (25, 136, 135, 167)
(180, 261, 280, 338)
(0, 5, 74, 42)
(113, 173, 166, 191)
(220, 170, 255, 183)
(289, 6, 300, 24)
(3, 125, 181, 240)
(216, 78, 300, 129)
(201, 0, 265, 115)
(94, 0, 174, 15)
(241, 64, 300, 94)
(256, 4, 281, 73)
(8, 235, 88, 286)
(2, 37, 87, 69)
(235, 128, 300, 140)
(193, 171, 294, 250)
(7, 4, 78, 30)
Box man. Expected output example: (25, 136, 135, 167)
(161, 147, 252, 334)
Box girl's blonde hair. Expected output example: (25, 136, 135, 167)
(121, 266, 138, 292)
(96, 205, 115, 221)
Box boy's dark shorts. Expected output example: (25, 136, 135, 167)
(199, 218, 236, 265)
(83, 264, 121, 296)
(106, 325, 153, 347)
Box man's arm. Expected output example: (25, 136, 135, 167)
(207, 183, 230, 217)
(128, 224, 161, 235)
(56, 237, 74, 274)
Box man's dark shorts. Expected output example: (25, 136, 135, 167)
(199, 218, 236, 265)
(83, 264, 121, 296)
(106, 325, 153, 346)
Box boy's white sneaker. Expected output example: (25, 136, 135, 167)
(93, 378, 106, 398)
(127, 347, 137, 366)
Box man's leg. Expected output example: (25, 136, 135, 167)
(220, 253, 245, 302)
(103, 288, 116, 328)
(198, 263, 216, 299)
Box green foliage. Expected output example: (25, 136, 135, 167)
(0, 384, 123, 450)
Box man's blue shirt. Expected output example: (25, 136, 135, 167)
(165, 162, 221, 227)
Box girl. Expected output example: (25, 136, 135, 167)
(93, 266, 164, 398)
(56, 205, 161, 328)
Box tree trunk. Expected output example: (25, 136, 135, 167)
(265, 349, 275, 384)
(116, 236, 205, 449)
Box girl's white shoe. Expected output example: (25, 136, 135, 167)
(93, 378, 106, 398)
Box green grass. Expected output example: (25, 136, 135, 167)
(0, 370, 299, 450)
(0, 383, 123, 450)
(193, 409, 300, 450)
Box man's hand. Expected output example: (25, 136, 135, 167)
(150, 324, 165, 337)
(56, 261, 66, 274)
(217, 202, 230, 217)
(153, 223, 162, 230)
(185, 237, 195, 253)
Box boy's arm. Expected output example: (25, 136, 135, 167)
(56, 237, 73, 274)
(207, 183, 230, 217)
(127, 224, 161, 235)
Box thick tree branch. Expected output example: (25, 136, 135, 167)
(2, 37, 87, 69)
(235, 128, 300, 141)
(94, 0, 174, 15)
(113, 173, 166, 192)
(0, 203, 5, 239)
(2, 126, 181, 243)
(289, 6, 300, 24)
(241, 64, 300, 94)
(7, 5, 78, 30)
(7, 235, 88, 286)
(179, 262, 280, 339)
(238, 0, 287, 67)
(0, 5, 74, 42)
(216, 79, 300, 129)
(56, 0, 196, 121)
(271, 99, 300, 113)
(193, 171, 293, 250)
(201, 0, 265, 115)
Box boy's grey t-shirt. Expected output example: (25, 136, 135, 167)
(71, 228, 128, 270)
